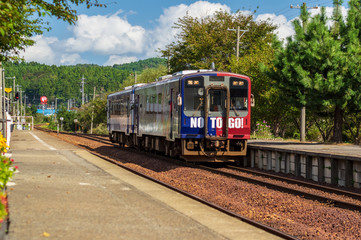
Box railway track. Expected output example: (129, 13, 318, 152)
(198, 165, 361, 212)
(225, 165, 361, 201)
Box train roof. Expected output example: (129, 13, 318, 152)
(107, 70, 250, 98)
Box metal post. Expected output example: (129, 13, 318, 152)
(227, 27, 248, 61)
(12, 77, 15, 116)
(24, 94, 26, 117)
(90, 86, 96, 134)
(80, 76, 86, 106)
(0, 64, 4, 138)
(300, 106, 306, 142)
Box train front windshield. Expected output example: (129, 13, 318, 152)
(184, 77, 204, 117)
(208, 89, 226, 115)
(230, 77, 248, 117)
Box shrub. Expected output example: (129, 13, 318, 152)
(0, 133, 17, 225)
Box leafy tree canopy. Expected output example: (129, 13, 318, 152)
(0, 0, 104, 61)
(160, 10, 276, 72)
(265, 0, 361, 142)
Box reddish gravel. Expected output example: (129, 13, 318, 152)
(47, 132, 361, 239)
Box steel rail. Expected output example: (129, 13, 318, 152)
(225, 165, 361, 200)
(198, 165, 361, 212)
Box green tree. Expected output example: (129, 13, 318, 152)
(56, 106, 77, 131)
(0, 0, 104, 61)
(119, 65, 168, 89)
(78, 96, 107, 133)
(161, 10, 276, 72)
(265, 1, 361, 142)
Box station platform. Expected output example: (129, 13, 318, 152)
(248, 140, 361, 160)
(6, 130, 280, 240)
(247, 140, 361, 188)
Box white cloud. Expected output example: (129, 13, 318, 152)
(65, 13, 146, 55)
(22, 35, 88, 65)
(60, 53, 86, 65)
(104, 55, 138, 66)
(22, 35, 57, 64)
(256, 13, 295, 42)
(144, 1, 231, 58)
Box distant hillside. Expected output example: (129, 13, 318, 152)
(3, 58, 167, 105)
(113, 58, 167, 72)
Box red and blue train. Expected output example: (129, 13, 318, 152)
(107, 70, 252, 162)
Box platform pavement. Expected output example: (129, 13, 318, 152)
(6, 130, 281, 240)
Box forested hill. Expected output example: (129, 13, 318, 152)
(3, 58, 166, 105)
(113, 58, 166, 72)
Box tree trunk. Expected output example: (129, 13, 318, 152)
(332, 106, 343, 143)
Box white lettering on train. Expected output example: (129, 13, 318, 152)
(190, 117, 204, 128)
(190, 117, 244, 129)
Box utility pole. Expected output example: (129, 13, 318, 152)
(20, 89, 23, 117)
(24, 95, 26, 117)
(227, 26, 248, 61)
(55, 97, 57, 121)
(16, 85, 20, 117)
(290, 2, 318, 142)
(90, 86, 96, 134)
(5, 76, 15, 116)
(80, 75, 86, 106)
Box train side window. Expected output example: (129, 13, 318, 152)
(146, 96, 150, 113)
(158, 93, 162, 112)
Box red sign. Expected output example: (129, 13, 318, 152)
(40, 96, 47, 104)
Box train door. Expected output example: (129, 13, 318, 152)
(169, 89, 174, 140)
(205, 86, 230, 139)
(126, 96, 130, 135)
(134, 94, 140, 135)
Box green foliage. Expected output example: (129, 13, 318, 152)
(0, 155, 16, 189)
(92, 123, 108, 135)
(119, 65, 168, 89)
(253, 120, 273, 139)
(3, 59, 167, 106)
(161, 10, 276, 72)
(265, 2, 361, 142)
(0, 133, 17, 225)
(113, 58, 167, 72)
(78, 96, 107, 133)
(343, 109, 361, 144)
(0, 0, 104, 62)
(56, 106, 77, 131)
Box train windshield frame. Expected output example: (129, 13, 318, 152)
(229, 77, 248, 117)
(183, 76, 204, 117)
(207, 89, 227, 117)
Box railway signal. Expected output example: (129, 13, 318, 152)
(14, 92, 19, 101)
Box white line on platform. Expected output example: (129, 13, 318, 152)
(29, 132, 57, 150)
(79, 182, 91, 186)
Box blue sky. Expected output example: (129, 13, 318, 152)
(22, 0, 348, 66)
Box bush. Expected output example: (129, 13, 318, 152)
(0, 133, 17, 225)
(253, 120, 273, 139)
(92, 123, 108, 135)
